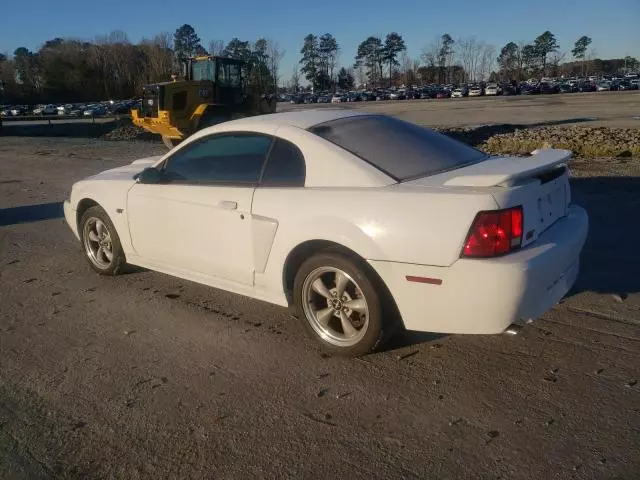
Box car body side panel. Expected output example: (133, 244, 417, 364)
(251, 186, 500, 300)
(251, 215, 279, 274)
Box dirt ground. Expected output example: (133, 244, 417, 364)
(1, 102, 640, 479)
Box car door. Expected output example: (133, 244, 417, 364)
(126, 132, 273, 286)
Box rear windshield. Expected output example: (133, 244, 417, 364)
(308, 115, 487, 181)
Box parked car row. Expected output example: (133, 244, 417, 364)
(0, 99, 142, 118)
(280, 73, 640, 105)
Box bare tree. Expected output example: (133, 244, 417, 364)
(154, 32, 172, 50)
(399, 50, 412, 85)
(419, 37, 443, 83)
(584, 48, 597, 75)
(267, 40, 285, 92)
(515, 41, 528, 80)
(412, 58, 421, 73)
(457, 37, 483, 82)
(103, 30, 130, 45)
(289, 65, 300, 92)
(140, 32, 174, 83)
(411, 57, 421, 85)
(421, 36, 442, 69)
(478, 44, 496, 81)
(208, 40, 225, 56)
(548, 51, 566, 77)
(354, 63, 366, 88)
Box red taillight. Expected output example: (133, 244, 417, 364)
(510, 208, 523, 237)
(462, 207, 523, 258)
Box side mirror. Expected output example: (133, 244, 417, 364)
(136, 167, 164, 184)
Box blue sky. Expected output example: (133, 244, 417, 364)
(2, 0, 639, 79)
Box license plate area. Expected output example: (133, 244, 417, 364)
(537, 182, 567, 232)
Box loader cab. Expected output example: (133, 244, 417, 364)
(186, 56, 245, 106)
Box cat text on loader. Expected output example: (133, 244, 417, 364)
(131, 56, 277, 149)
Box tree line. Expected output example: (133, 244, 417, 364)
(1, 24, 637, 104)
(0, 24, 284, 104)
(295, 30, 637, 90)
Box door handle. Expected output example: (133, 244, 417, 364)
(218, 200, 237, 210)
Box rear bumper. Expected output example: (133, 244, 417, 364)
(64, 200, 80, 240)
(369, 205, 588, 334)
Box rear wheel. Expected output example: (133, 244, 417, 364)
(294, 252, 394, 357)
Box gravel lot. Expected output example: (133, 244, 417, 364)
(1, 96, 639, 479)
(282, 91, 640, 129)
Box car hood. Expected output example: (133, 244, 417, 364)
(89, 155, 163, 181)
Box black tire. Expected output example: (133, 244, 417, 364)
(79, 206, 126, 275)
(293, 251, 397, 357)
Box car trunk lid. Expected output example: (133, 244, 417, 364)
(440, 149, 571, 188)
(403, 149, 573, 247)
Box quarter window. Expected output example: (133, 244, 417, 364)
(163, 134, 272, 184)
(261, 139, 306, 187)
(309, 115, 487, 181)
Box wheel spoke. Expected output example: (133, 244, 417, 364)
(88, 231, 99, 242)
(344, 298, 367, 314)
(315, 307, 334, 328)
(96, 247, 105, 262)
(95, 220, 105, 236)
(335, 271, 349, 297)
(339, 311, 358, 337)
(103, 247, 113, 261)
(311, 278, 332, 299)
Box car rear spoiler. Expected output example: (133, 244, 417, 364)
(443, 149, 572, 187)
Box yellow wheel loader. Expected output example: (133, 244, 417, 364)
(131, 56, 277, 149)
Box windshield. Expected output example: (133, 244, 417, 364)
(309, 115, 488, 181)
(192, 60, 215, 81)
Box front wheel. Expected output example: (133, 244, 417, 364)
(293, 252, 394, 357)
(80, 206, 126, 275)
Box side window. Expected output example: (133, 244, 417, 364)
(163, 134, 272, 184)
(217, 63, 229, 86)
(260, 139, 306, 187)
(218, 62, 242, 87)
(228, 63, 242, 87)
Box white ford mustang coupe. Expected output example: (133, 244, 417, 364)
(64, 110, 588, 356)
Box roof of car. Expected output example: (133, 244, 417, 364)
(225, 109, 369, 130)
